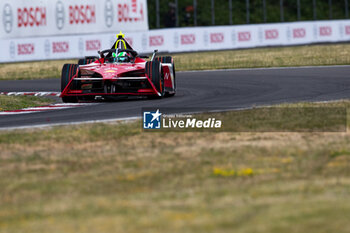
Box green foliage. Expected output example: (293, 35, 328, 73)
(148, 0, 349, 29)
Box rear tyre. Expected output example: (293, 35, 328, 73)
(61, 64, 79, 103)
(145, 60, 164, 98)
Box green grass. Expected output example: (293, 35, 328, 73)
(173, 43, 350, 71)
(1, 44, 350, 80)
(1, 100, 350, 233)
(157, 103, 347, 132)
(0, 59, 76, 80)
(0, 95, 54, 111)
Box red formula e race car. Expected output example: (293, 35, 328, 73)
(60, 33, 176, 103)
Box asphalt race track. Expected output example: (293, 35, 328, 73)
(1, 66, 350, 129)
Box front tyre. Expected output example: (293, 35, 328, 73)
(61, 64, 79, 103)
(145, 60, 164, 98)
(78, 56, 98, 65)
(155, 56, 176, 97)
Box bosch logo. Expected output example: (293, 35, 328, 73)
(118, 2, 144, 23)
(104, 0, 114, 28)
(86, 40, 101, 51)
(17, 7, 46, 28)
(345, 26, 350, 35)
(238, 31, 251, 41)
(69, 5, 96, 25)
(3, 4, 13, 33)
(131, 0, 137, 13)
(125, 37, 133, 46)
(265, 29, 279, 39)
(149, 35, 164, 47)
(293, 28, 306, 38)
(319, 26, 332, 36)
(18, 43, 35, 55)
(181, 34, 196, 45)
(210, 33, 224, 43)
(55, 1, 65, 30)
(118, 4, 130, 22)
(53, 41, 69, 53)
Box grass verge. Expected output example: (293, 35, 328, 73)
(1, 100, 350, 233)
(1, 44, 350, 80)
(0, 59, 76, 80)
(0, 95, 54, 111)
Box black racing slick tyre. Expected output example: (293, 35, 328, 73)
(61, 64, 78, 103)
(145, 60, 164, 97)
(155, 56, 176, 97)
(78, 56, 98, 65)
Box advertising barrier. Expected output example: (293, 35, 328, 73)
(1, 20, 350, 63)
(0, 0, 148, 39)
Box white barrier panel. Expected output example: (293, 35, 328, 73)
(0, 0, 148, 39)
(1, 20, 350, 63)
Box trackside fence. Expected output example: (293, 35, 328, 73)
(1, 19, 350, 63)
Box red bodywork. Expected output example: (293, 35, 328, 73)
(60, 57, 176, 99)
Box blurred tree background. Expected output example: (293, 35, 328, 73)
(148, 0, 349, 29)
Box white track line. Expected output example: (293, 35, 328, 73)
(178, 65, 350, 73)
(0, 116, 141, 130)
(0, 92, 61, 97)
(0, 103, 97, 115)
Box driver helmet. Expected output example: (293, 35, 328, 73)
(115, 51, 130, 63)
